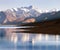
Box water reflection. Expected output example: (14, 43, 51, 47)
(0, 28, 60, 50)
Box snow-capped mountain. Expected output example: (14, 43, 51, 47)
(3, 6, 40, 24)
(10, 5, 40, 17)
(2, 6, 40, 23)
(0, 5, 60, 24)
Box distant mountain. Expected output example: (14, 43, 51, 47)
(36, 11, 60, 22)
(0, 6, 60, 24)
(4, 6, 40, 24)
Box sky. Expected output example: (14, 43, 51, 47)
(0, 0, 60, 11)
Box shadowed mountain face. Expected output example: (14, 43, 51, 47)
(0, 11, 6, 24)
(36, 11, 60, 22)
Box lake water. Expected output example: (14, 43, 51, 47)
(0, 34, 60, 50)
(0, 27, 60, 50)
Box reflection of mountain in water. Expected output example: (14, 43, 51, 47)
(0, 28, 60, 43)
(0, 29, 6, 38)
(0, 31, 60, 46)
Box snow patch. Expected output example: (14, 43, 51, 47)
(21, 8, 30, 12)
(14, 8, 18, 11)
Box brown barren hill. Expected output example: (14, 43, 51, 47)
(16, 19, 60, 35)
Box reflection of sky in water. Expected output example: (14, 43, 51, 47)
(0, 26, 33, 28)
(0, 34, 60, 50)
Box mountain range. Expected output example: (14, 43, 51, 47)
(0, 5, 60, 25)
(0, 6, 40, 24)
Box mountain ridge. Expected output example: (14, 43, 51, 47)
(0, 6, 60, 24)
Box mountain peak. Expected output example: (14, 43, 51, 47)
(28, 5, 33, 9)
(21, 5, 34, 10)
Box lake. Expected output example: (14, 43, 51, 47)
(0, 33, 60, 50)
